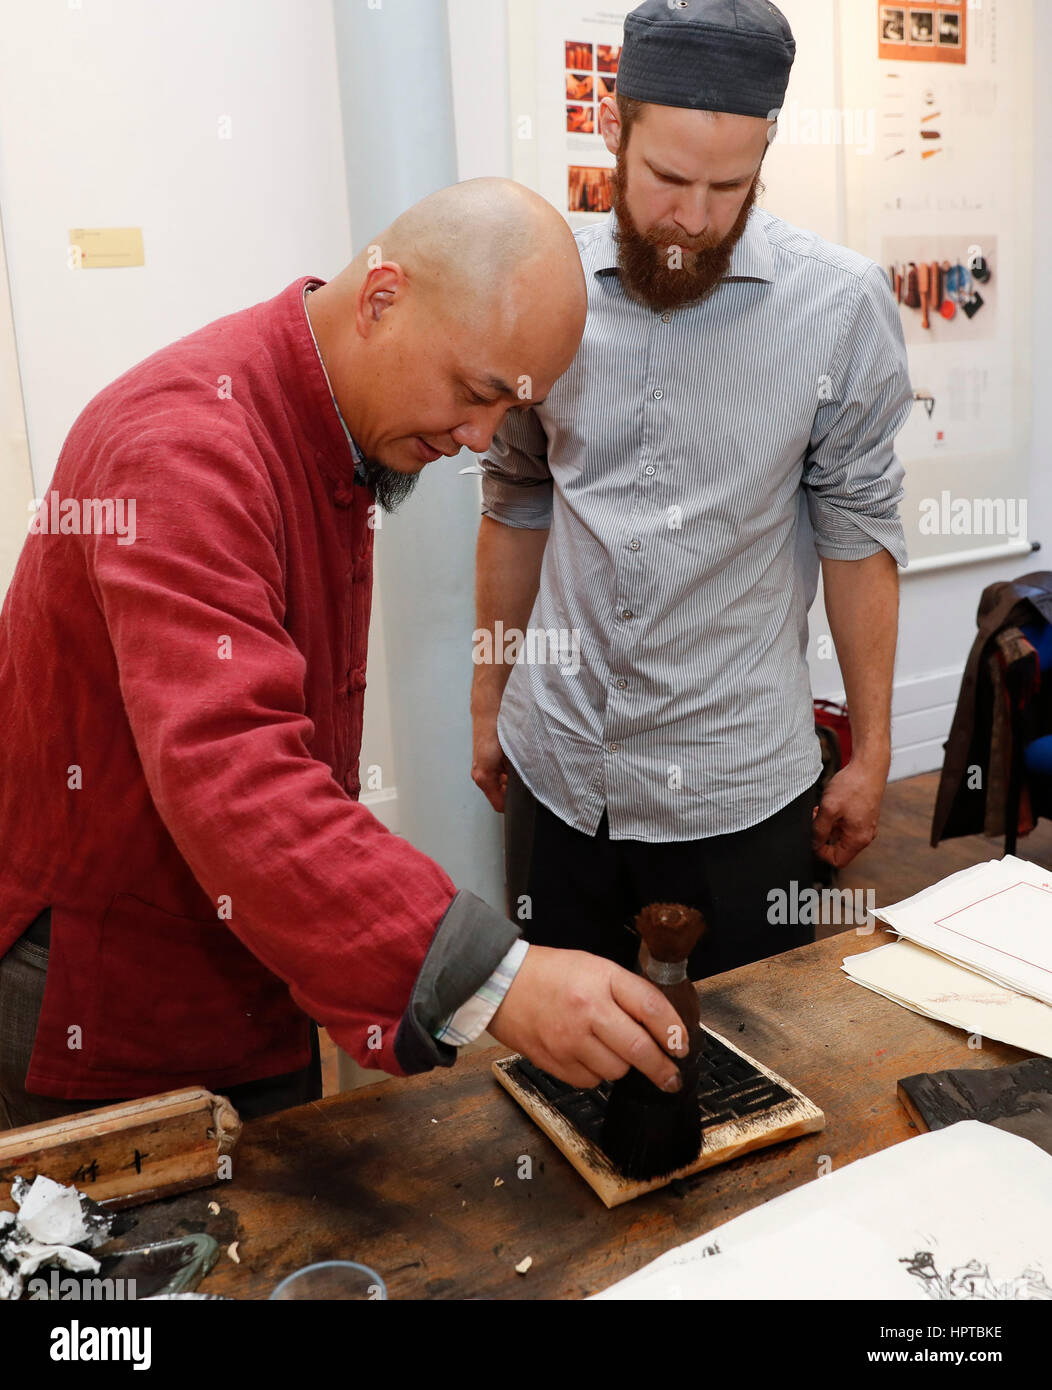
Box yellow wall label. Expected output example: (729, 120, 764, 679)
(68, 227, 144, 269)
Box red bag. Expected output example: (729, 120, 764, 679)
(814, 698, 852, 785)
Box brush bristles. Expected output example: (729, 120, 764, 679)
(600, 1065, 702, 1181)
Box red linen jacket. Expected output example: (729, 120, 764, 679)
(0, 277, 515, 1100)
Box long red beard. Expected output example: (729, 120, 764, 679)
(609, 155, 761, 312)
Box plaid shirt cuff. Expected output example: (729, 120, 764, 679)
(432, 938, 530, 1046)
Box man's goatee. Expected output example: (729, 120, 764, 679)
(359, 456, 421, 513)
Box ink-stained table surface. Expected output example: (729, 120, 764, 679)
(111, 926, 1030, 1300)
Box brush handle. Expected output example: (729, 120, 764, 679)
(642, 955, 704, 1067)
(661, 978, 701, 1035)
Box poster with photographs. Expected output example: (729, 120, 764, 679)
(879, 3, 967, 66)
(881, 235, 998, 346)
(510, 0, 845, 233)
(844, 0, 1033, 561)
(561, 25, 622, 215)
(509, 1, 628, 226)
(510, 0, 1034, 565)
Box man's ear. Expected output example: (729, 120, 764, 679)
(598, 97, 622, 159)
(356, 263, 405, 335)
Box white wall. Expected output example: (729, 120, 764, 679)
(0, 0, 352, 490)
(1024, 0, 1052, 625)
(449, 0, 511, 180)
(0, 217, 34, 595)
(0, 0, 399, 822)
(808, 0, 1052, 778)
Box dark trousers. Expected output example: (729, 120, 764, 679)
(505, 768, 822, 979)
(0, 909, 322, 1132)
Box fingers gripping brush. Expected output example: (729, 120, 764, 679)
(600, 902, 707, 1181)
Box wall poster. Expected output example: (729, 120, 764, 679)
(508, 0, 1034, 565)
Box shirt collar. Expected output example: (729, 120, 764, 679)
(593, 207, 774, 286)
(302, 284, 369, 483)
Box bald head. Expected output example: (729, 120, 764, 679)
(306, 178, 587, 491)
(377, 177, 584, 330)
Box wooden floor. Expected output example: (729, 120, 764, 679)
(319, 771, 1052, 1095)
(833, 769, 1052, 933)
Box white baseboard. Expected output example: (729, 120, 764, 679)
(359, 784, 399, 832)
(889, 667, 963, 781)
(821, 667, 964, 783)
(360, 785, 398, 805)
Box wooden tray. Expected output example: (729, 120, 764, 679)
(493, 1025, 824, 1207)
(0, 1088, 241, 1211)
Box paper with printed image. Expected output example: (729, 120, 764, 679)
(592, 1122, 1052, 1300)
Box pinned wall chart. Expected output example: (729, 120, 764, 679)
(507, 0, 1034, 566)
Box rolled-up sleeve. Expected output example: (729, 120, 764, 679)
(803, 262, 913, 567)
(479, 407, 554, 530)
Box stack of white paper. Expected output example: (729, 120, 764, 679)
(592, 1122, 1052, 1300)
(842, 855, 1052, 1056)
(873, 855, 1052, 1002)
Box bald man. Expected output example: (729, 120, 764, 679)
(0, 178, 689, 1132)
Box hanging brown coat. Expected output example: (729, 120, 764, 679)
(931, 571, 1052, 847)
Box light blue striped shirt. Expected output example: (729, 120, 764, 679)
(480, 208, 912, 842)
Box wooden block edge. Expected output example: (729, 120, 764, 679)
(491, 1059, 620, 1207)
(492, 1037, 826, 1209)
(0, 1089, 220, 1151)
(895, 1079, 931, 1134)
(0, 1089, 241, 1213)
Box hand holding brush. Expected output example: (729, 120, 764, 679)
(489, 945, 689, 1092)
(600, 902, 707, 1181)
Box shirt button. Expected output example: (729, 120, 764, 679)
(644, 465, 656, 476)
(628, 538, 641, 551)
(621, 608, 634, 620)
(608, 742, 621, 753)
(653, 389, 663, 400)
(615, 678, 628, 689)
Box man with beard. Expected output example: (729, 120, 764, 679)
(0, 177, 691, 1130)
(472, 0, 913, 978)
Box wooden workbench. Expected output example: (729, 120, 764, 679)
(111, 926, 1030, 1300)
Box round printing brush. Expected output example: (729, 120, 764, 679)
(600, 902, 707, 1181)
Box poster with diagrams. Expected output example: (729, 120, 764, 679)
(842, 0, 1033, 562)
(508, 0, 1034, 564)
